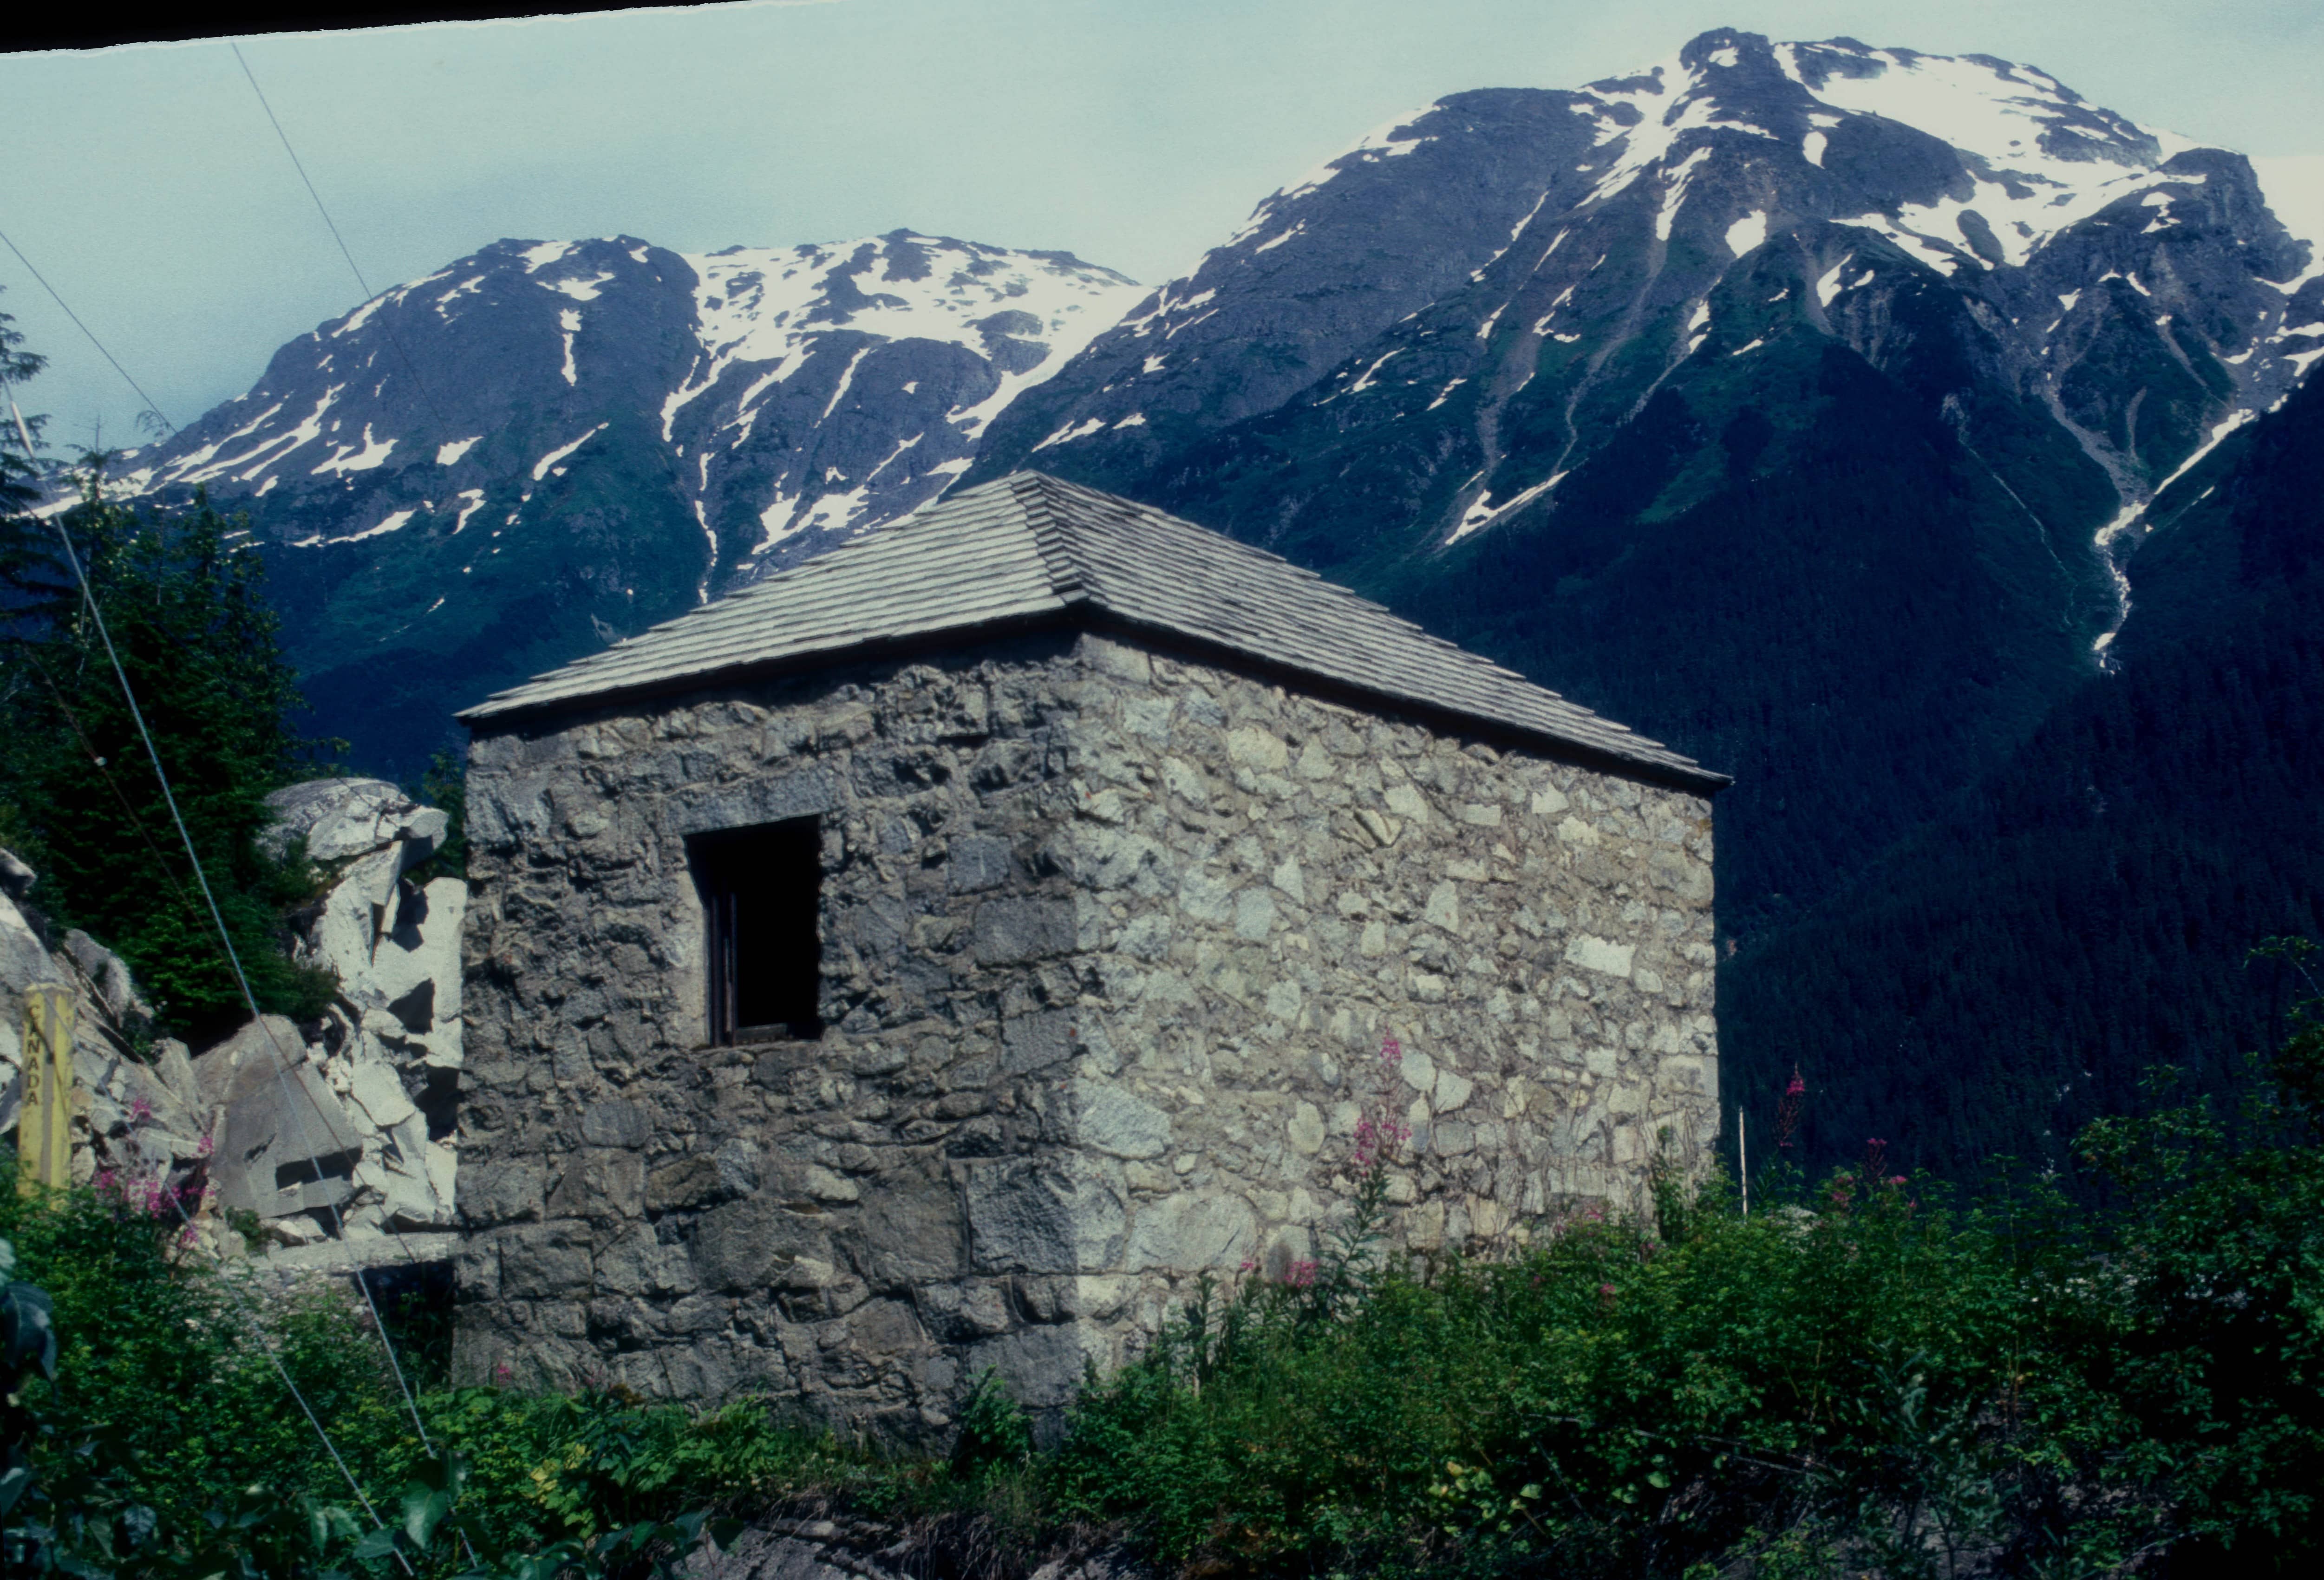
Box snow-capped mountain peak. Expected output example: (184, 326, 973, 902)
(101, 228, 1142, 773)
(113, 230, 1142, 583)
(970, 26, 2321, 597)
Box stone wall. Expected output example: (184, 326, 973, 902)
(453, 630, 1717, 1436)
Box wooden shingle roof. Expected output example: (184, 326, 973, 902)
(460, 472, 1725, 790)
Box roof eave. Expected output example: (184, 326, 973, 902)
(454, 602, 1089, 725)
(457, 604, 1731, 795)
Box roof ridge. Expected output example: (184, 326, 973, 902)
(1009, 472, 1098, 606)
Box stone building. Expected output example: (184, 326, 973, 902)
(450, 471, 1726, 1436)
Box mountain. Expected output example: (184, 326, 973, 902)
(110, 231, 1141, 774)
(969, 32, 2320, 552)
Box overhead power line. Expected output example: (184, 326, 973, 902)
(4, 369, 411, 1563)
(229, 43, 454, 432)
(230, 42, 382, 304)
(0, 225, 175, 435)
(5, 375, 457, 1560)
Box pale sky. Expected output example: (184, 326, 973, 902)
(3, 0, 2320, 449)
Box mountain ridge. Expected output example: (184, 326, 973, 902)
(966, 30, 2320, 584)
(106, 230, 1142, 771)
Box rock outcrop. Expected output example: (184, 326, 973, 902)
(255, 778, 466, 1247)
(0, 778, 466, 1266)
(0, 847, 205, 1202)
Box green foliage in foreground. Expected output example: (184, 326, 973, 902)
(0, 1162, 1005, 1576)
(7, 953, 2324, 1576)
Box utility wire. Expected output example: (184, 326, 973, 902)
(0, 226, 174, 434)
(229, 43, 455, 433)
(209, 63, 490, 1453)
(1, 216, 454, 1453)
(229, 43, 379, 305)
(9, 379, 399, 1553)
(8, 43, 471, 1499)
(4, 378, 444, 1492)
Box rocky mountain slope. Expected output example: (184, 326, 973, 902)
(110, 233, 1140, 773)
(970, 30, 2321, 579)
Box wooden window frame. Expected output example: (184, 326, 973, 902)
(691, 817, 823, 1047)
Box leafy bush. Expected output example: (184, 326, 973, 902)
(0, 1165, 415, 1536)
(1052, 1164, 2101, 1576)
(0, 1171, 793, 1574)
(2063, 939, 2324, 1573)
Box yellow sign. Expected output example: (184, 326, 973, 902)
(19, 985, 75, 1193)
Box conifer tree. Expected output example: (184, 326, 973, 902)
(0, 311, 331, 1037)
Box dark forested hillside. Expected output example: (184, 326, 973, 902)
(1721, 371, 2324, 1179)
(1402, 339, 2106, 937)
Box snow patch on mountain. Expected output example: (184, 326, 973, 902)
(313, 426, 396, 476)
(2252, 154, 2324, 285)
(531, 424, 607, 482)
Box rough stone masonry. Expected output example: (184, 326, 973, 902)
(450, 471, 1723, 1441)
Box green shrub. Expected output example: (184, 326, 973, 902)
(0, 1164, 418, 1535)
(0, 1167, 830, 1574)
(1053, 1166, 2110, 1576)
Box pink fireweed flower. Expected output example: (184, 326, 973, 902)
(1380, 1032, 1403, 1066)
(1776, 1064, 1806, 1150)
(128, 1095, 153, 1123)
(1284, 1260, 1319, 1288)
(1354, 1107, 1412, 1168)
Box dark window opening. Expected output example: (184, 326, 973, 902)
(692, 817, 823, 1045)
